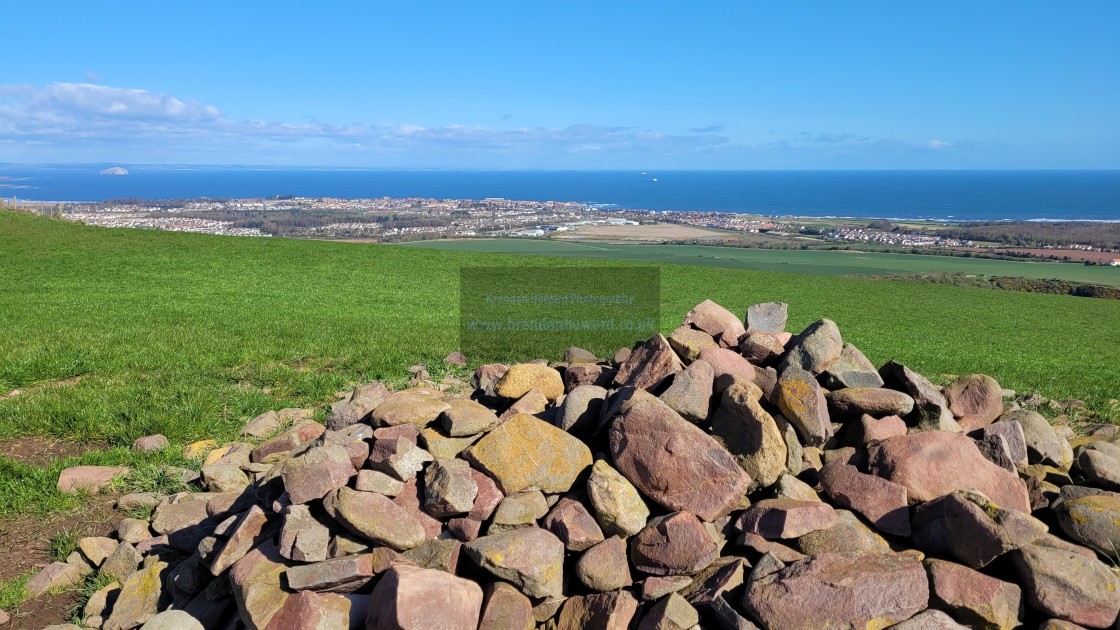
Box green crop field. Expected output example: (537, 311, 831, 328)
(2, 210, 1119, 518)
(404, 238, 1120, 286)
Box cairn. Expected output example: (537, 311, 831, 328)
(37, 298, 1120, 629)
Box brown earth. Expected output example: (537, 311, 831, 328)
(0, 436, 108, 468)
(553, 223, 729, 242)
(0, 497, 121, 629)
(963, 247, 1120, 264)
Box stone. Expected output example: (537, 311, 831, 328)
(479, 581, 534, 630)
(368, 437, 434, 481)
(819, 461, 910, 536)
(441, 397, 500, 436)
(739, 331, 787, 365)
(697, 347, 756, 383)
(200, 462, 250, 493)
(104, 561, 168, 630)
(281, 444, 356, 504)
(683, 299, 747, 345)
(1003, 409, 1071, 468)
(642, 576, 694, 600)
(278, 504, 331, 563)
(736, 498, 840, 539)
(682, 556, 746, 608)
(463, 527, 565, 599)
(563, 363, 616, 390)
(472, 363, 510, 396)
(610, 397, 750, 521)
(781, 318, 843, 375)
(743, 552, 929, 630)
(101, 540, 142, 582)
(557, 591, 639, 630)
(479, 582, 535, 627)
(491, 490, 549, 531)
(419, 428, 481, 460)
(366, 564, 483, 630)
(242, 410, 283, 438)
(747, 301, 788, 334)
(826, 387, 915, 418)
(354, 469, 406, 496)
(57, 465, 128, 494)
(392, 480, 444, 540)
(468, 469, 504, 520)
(140, 609, 206, 630)
(587, 459, 650, 537)
(971, 421, 1029, 468)
(1076, 441, 1120, 489)
(891, 609, 970, 630)
(262, 591, 350, 630)
(1055, 494, 1120, 555)
(911, 490, 1048, 568)
(926, 558, 1023, 630)
(116, 492, 163, 510)
(1012, 542, 1120, 628)
(880, 361, 957, 430)
(563, 346, 599, 364)
(738, 533, 807, 562)
(210, 505, 276, 576)
(447, 518, 482, 543)
(775, 365, 833, 446)
(497, 388, 549, 421)
(975, 433, 1017, 472)
(229, 542, 290, 630)
(851, 413, 908, 445)
(323, 487, 426, 551)
(541, 496, 605, 551)
(250, 422, 325, 463)
(78, 536, 118, 568)
(119, 518, 154, 544)
(944, 374, 1004, 427)
(576, 536, 632, 591)
(822, 343, 885, 389)
(371, 388, 450, 428)
(557, 384, 608, 435)
(658, 360, 713, 424)
(403, 538, 461, 572)
(494, 363, 564, 401)
(867, 431, 1031, 513)
(712, 381, 787, 491)
(133, 434, 169, 452)
(775, 472, 821, 502)
(668, 325, 720, 363)
(637, 593, 699, 630)
(631, 511, 719, 576)
(183, 439, 218, 460)
(464, 413, 592, 494)
(795, 510, 891, 556)
(26, 561, 83, 597)
(614, 334, 684, 392)
(423, 457, 478, 518)
(285, 554, 379, 593)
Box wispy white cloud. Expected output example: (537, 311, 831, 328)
(928, 139, 953, 150)
(0, 82, 988, 167)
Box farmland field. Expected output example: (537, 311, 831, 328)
(404, 238, 1120, 286)
(2, 210, 1119, 518)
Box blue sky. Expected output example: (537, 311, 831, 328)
(1, 2, 1117, 169)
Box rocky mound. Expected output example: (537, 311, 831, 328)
(37, 299, 1120, 629)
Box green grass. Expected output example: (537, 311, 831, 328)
(404, 238, 1120, 286)
(0, 571, 31, 612)
(48, 529, 80, 563)
(2, 210, 1120, 517)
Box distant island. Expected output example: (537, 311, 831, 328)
(99, 167, 129, 176)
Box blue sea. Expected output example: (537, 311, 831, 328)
(1, 166, 1118, 222)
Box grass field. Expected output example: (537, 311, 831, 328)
(2, 210, 1119, 518)
(404, 238, 1120, 286)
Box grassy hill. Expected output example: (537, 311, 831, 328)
(404, 238, 1120, 286)
(1, 210, 1119, 516)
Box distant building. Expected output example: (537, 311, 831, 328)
(1109, 258, 1120, 267)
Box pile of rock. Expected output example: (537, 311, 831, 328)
(37, 298, 1120, 629)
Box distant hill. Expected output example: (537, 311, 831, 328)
(99, 166, 129, 176)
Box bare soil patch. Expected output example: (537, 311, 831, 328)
(4, 376, 83, 400)
(0, 437, 108, 468)
(554, 222, 728, 242)
(0, 498, 120, 629)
